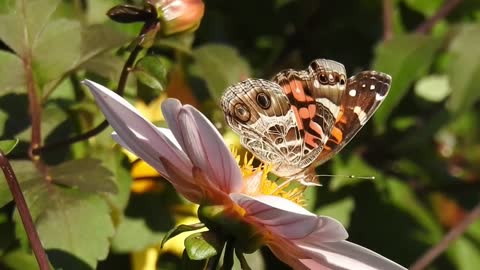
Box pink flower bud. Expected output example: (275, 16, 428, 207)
(150, 0, 205, 35)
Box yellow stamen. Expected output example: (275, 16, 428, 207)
(230, 148, 305, 206)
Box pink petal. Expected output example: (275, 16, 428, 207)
(230, 193, 318, 239)
(295, 216, 348, 244)
(296, 240, 407, 270)
(161, 99, 183, 145)
(174, 104, 243, 194)
(83, 80, 191, 180)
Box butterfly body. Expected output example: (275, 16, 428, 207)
(220, 59, 391, 185)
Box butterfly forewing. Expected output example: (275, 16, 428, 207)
(315, 71, 392, 164)
(272, 59, 347, 169)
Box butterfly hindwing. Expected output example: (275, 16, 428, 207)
(316, 71, 392, 164)
(272, 59, 347, 168)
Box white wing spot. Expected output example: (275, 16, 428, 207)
(348, 89, 357, 97)
(295, 88, 301, 93)
(313, 79, 320, 88)
(361, 84, 366, 88)
(370, 85, 375, 90)
(353, 106, 368, 125)
(375, 93, 386, 101)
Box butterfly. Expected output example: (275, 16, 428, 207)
(220, 59, 391, 186)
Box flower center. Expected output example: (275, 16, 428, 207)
(231, 148, 306, 206)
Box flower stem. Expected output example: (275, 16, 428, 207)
(221, 240, 234, 270)
(21, 27, 47, 174)
(0, 151, 50, 270)
(235, 249, 252, 270)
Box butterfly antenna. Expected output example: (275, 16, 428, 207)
(315, 174, 375, 180)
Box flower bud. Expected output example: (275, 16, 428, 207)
(107, 4, 157, 23)
(149, 0, 205, 35)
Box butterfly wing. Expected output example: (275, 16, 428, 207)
(315, 71, 392, 164)
(272, 59, 347, 170)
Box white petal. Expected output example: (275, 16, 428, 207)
(157, 127, 183, 151)
(230, 193, 318, 239)
(295, 216, 348, 243)
(161, 99, 183, 146)
(83, 80, 191, 178)
(296, 240, 407, 270)
(175, 105, 243, 193)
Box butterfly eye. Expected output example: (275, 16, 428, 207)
(256, 92, 271, 109)
(234, 103, 251, 122)
(319, 73, 328, 83)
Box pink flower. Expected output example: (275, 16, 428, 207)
(83, 80, 406, 270)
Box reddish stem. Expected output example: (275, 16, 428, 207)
(415, 0, 463, 34)
(383, 0, 394, 41)
(0, 152, 50, 270)
(410, 201, 480, 270)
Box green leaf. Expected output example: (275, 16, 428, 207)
(372, 34, 441, 131)
(414, 74, 451, 102)
(156, 32, 195, 54)
(13, 180, 115, 269)
(0, 0, 61, 55)
(133, 55, 169, 92)
(0, 138, 19, 154)
(446, 24, 480, 116)
(0, 51, 24, 93)
(33, 18, 82, 87)
(185, 231, 223, 260)
(1, 250, 42, 270)
(110, 185, 180, 253)
(385, 178, 442, 241)
(0, 160, 38, 208)
(448, 234, 480, 270)
(403, 0, 443, 16)
(162, 223, 206, 248)
(49, 158, 117, 194)
(190, 44, 251, 99)
(316, 197, 354, 228)
(0, 0, 129, 93)
(110, 217, 166, 252)
(93, 148, 132, 212)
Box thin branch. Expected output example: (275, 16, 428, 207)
(383, 0, 394, 41)
(0, 152, 50, 270)
(410, 201, 480, 270)
(35, 38, 143, 154)
(20, 1, 46, 174)
(415, 0, 463, 34)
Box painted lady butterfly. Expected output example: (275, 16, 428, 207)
(220, 59, 391, 185)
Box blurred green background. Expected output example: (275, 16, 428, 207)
(1, 0, 480, 269)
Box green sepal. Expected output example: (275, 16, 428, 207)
(161, 223, 205, 248)
(198, 205, 264, 254)
(184, 231, 224, 260)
